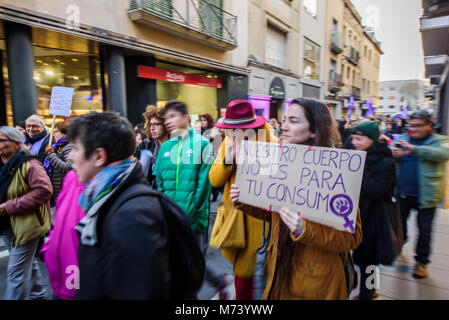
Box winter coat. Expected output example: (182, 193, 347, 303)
(45, 142, 73, 201)
(154, 128, 214, 233)
(41, 170, 85, 300)
(395, 133, 449, 208)
(241, 204, 362, 300)
(4, 159, 52, 247)
(208, 123, 277, 278)
(353, 142, 397, 267)
(76, 163, 170, 299)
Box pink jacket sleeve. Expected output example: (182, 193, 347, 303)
(5, 160, 53, 215)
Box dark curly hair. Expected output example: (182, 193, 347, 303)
(199, 113, 215, 129)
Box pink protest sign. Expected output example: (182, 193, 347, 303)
(49, 86, 74, 117)
(235, 141, 366, 233)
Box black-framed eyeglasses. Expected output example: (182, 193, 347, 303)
(149, 123, 163, 128)
(408, 124, 428, 128)
(0, 138, 13, 143)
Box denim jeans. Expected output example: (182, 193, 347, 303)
(1, 230, 47, 300)
(399, 196, 436, 265)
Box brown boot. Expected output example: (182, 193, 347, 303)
(412, 263, 428, 279)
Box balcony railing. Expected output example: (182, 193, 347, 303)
(330, 31, 344, 54)
(328, 71, 343, 93)
(128, 0, 237, 50)
(347, 47, 360, 65)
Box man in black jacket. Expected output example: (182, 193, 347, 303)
(67, 112, 172, 299)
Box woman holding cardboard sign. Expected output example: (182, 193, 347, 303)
(230, 98, 363, 300)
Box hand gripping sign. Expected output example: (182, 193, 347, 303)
(235, 141, 366, 233)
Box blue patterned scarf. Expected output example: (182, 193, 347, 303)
(76, 159, 136, 246)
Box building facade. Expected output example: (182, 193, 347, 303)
(246, 0, 301, 121)
(0, 0, 250, 127)
(299, 0, 326, 104)
(323, 0, 382, 119)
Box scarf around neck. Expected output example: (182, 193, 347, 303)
(0, 151, 36, 202)
(76, 159, 136, 246)
(25, 130, 47, 145)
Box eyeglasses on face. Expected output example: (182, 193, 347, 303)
(26, 124, 42, 129)
(0, 138, 13, 143)
(149, 123, 163, 128)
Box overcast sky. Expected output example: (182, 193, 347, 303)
(351, 0, 425, 81)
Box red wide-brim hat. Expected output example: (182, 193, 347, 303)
(215, 100, 267, 129)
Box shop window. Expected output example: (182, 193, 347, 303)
(303, 38, 320, 81)
(155, 62, 219, 121)
(32, 47, 103, 126)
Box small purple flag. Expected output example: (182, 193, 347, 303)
(365, 96, 374, 117)
(347, 94, 355, 120)
(399, 105, 409, 119)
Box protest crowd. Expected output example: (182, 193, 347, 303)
(1, 96, 449, 301)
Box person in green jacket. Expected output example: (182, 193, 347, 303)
(154, 100, 233, 299)
(393, 110, 449, 279)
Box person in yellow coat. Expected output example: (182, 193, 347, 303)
(230, 98, 363, 300)
(209, 100, 279, 300)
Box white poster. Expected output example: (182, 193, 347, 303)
(49, 86, 74, 117)
(235, 141, 366, 233)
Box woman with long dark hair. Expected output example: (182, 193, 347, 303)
(230, 98, 362, 299)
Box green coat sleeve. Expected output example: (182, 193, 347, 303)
(414, 137, 449, 163)
(193, 141, 214, 220)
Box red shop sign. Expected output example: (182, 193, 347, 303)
(137, 65, 223, 89)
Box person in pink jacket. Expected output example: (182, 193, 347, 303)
(40, 170, 85, 300)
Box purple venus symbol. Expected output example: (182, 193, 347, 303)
(330, 194, 355, 232)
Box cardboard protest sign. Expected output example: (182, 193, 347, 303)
(235, 141, 366, 233)
(49, 86, 74, 117)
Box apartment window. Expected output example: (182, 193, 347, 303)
(389, 105, 395, 109)
(353, 36, 357, 48)
(343, 26, 347, 46)
(266, 24, 287, 69)
(367, 81, 370, 94)
(362, 79, 366, 92)
(352, 70, 356, 83)
(347, 66, 350, 79)
(303, 38, 320, 80)
(304, 0, 318, 17)
(369, 50, 372, 61)
(364, 46, 367, 57)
